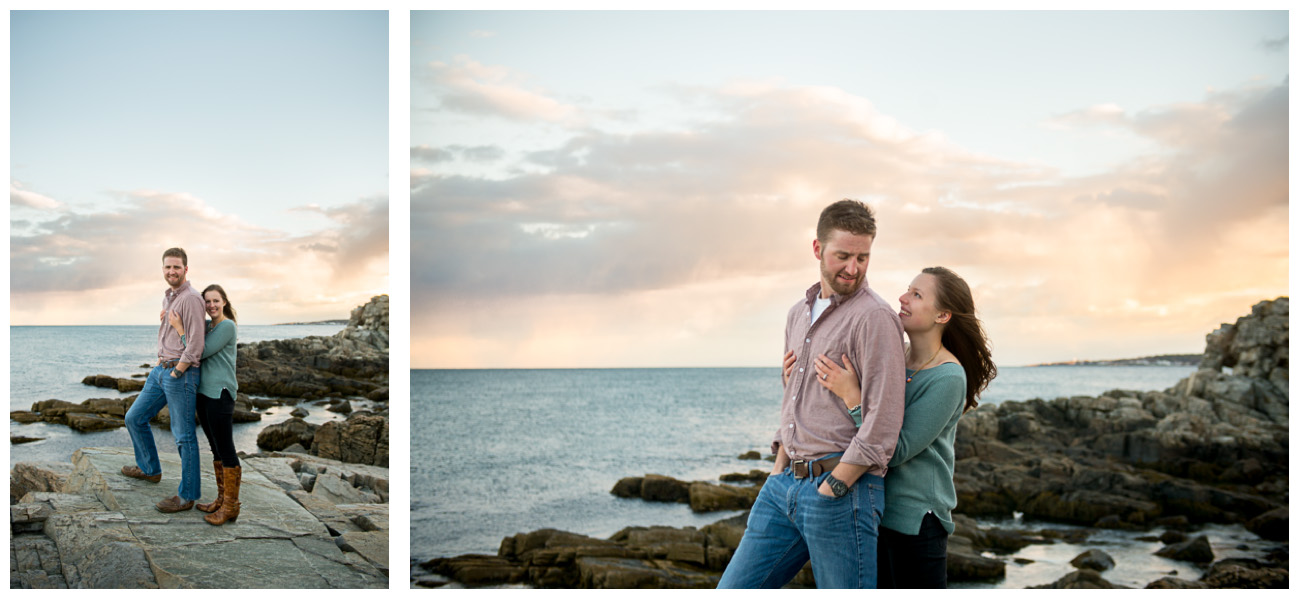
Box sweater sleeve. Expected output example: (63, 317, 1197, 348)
(200, 320, 235, 360)
(889, 368, 965, 467)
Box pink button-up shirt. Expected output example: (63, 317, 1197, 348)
(773, 281, 906, 476)
(158, 280, 206, 366)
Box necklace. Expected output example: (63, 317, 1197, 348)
(906, 346, 942, 383)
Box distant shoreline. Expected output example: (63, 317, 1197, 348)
(270, 319, 349, 326)
(1025, 353, 1201, 367)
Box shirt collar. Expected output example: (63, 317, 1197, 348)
(165, 280, 193, 298)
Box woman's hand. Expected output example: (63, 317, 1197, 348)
(814, 353, 861, 410)
(167, 310, 185, 336)
(781, 350, 797, 386)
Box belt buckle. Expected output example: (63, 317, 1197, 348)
(792, 460, 809, 479)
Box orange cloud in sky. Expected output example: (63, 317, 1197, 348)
(412, 73, 1287, 368)
(11, 189, 389, 325)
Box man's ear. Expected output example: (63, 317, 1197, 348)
(813, 239, 822, 260)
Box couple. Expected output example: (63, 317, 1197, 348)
(718, 200, 996, 589)
(119, 247, 244, 526)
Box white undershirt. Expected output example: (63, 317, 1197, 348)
(811, 296, 832, 324)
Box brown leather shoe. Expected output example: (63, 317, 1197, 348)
(155, 495, 195, 513)
(121, 465, 161, 483)
(196, 461, 223, 513)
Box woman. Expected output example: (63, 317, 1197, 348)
(793, 266, 995, 588)
(169, 284, 242, 525)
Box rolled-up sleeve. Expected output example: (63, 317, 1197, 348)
(179, 295, 206, 365)
(841, 306, 906, 470)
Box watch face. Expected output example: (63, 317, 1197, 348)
(828, 476, 847, 497)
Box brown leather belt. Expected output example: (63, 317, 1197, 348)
(791, 455, 840, 479)
(159, 359, 180, 368)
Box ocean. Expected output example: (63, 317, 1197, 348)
(409, 365, 1273, 588)
(9, 324, 346, 468)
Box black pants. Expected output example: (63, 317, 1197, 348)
(877, 512, 949, 588)
(196, 389, 240, 467)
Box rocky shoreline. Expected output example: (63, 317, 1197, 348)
(10, 296, 391, 588)
(413, 297, 1288, 589)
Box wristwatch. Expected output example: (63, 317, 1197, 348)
(825, 474, 850, 498)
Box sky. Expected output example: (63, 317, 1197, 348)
(411, 10, 1289, 369)
(9, 10, 390, 325)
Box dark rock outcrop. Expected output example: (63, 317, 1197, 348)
(312, 413, 389, 467)
(256, 417, 319, 452)
(1070, 549, 1115, 572)
(236, 295, 388, 400)
(952, 298, 1288, 533)
(15, 398, 135, 432)
(610, 474, 760, 513)
(1199, 558, 1289, 588)
(81, 375, 144, 393)
(1155, 535, 1215, 564)
(1245, 507, 1288, 542)
(1030, 569, 1128, 589)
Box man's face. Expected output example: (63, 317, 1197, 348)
(813, 229, 873, 298)
(162, 256, 187, 289)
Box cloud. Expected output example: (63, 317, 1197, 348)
(289, 195, 390, 282)
(411, 145, 455, 164)
(10, 191, 389, 324)
(419, 55, 579, 124)
(1261, 35, 1288, 52)
(1042, 103, 1127, 130)
(413, 78, 1288, 367)
(411, 144, 506, 165)
(10, 180, 64, 210)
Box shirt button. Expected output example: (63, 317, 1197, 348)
(799, 368, 804, 372)
(805, 338, 811, 344)
(788, 424, 794, 429)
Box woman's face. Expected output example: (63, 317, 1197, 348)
(898, 273, 945, 335)
(204, 290, 226, 319)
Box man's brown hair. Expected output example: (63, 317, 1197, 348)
(816, 199, 876, 242)
(162, 247, 188, 267)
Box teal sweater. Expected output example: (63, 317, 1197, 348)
(881, 362, 965, 535)
(183, 319, 238, 399)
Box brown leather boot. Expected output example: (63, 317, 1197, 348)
(205, 465, 241, 525)
(196, 461, 224, 513)
(155, 495, 195, 513)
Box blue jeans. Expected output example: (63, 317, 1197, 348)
(124, 364, 201, 501)
(717, 464, 885, 589)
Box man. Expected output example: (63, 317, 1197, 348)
(717, 199, 906, 588)
(122, 247, 207, 513)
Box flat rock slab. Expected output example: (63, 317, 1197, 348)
(52, 447, 384, 588)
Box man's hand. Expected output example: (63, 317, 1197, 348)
(770, 446, 791, 476)
(818, 462, 870, 496)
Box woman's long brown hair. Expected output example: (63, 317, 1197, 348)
(924, 266, 995, 412)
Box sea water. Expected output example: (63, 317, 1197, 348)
(9, 324, 345, 467)
(410, 364, 1257, 588)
